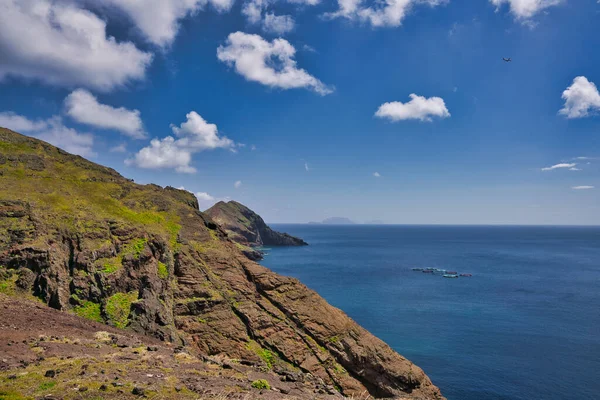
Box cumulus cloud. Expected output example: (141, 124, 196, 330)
(0, 112, 48, 132)
(326, 0, 446, 28)
(541, 163, 577, 171)
(126, 112, 236, 173)
(0, 0, 152, 91)
(490, 0, 561, 20)
(234, 180, 242, 188)
(171, 111, 235, 151)
(217, 32, 333, 95)
(0, 112, 94, 157)
(126, 136, 196, 173)
(373, 172, 381, 177)
(559, 76, 600, 119)
(36, 117, 96, 158)
(572, 186, 594, 190)
(65, 89, 146, 138)
(375, 94, 450, 122)
(100, 0, 235, 47)
(263, 13, 296, 34)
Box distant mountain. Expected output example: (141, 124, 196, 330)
(309, 217, 356, 225)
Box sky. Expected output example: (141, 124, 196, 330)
(1, 0, 600, 225)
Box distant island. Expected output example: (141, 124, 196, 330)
(309, 217, 356, 225)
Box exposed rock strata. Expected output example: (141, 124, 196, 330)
(206, 200, 308, 248)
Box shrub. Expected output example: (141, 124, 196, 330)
(251, 379, 270, 390)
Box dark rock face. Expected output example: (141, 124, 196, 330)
(205, 201, 308, 248)
(0, 128, 444, 400)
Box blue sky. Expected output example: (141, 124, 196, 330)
(1, 0, 600, 224)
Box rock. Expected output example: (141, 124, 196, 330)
(44, 370, 56, 378)
(205, 201, 308, 248)
(132, 386, 145, 396)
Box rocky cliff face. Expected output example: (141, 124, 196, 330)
(206, 201, 308, 248)
(0, 128, 444, 400)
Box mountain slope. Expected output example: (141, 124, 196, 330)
(0, 128, 444, 400)
(206, 201, 307, 247)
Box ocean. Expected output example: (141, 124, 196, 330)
(263, 225, 600, 400)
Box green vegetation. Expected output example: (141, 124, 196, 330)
(37, 382, 56, 391)
(105, 291, 137, 329)
(157, 261, 168, 279)
(73, 301, 102, 323)
(250, 379, 270, 390)
(246, 341, 276, 369)
(0, 273, 17, 296)
(123, 238, 147, 259)
(0, 390, 27, 400)
(100, 257, 122, 274)
(329, 336, 340, 344)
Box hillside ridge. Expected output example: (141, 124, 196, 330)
(0, 127, 444, 400)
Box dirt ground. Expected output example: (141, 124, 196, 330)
(0, 294, 350, 400)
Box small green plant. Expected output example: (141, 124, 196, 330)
(37, 381, 57, 391)
(130, 238, 147, 258)
(157, 261, 168, 279)
(251, 379, 271, 390)
(101, 258, 121, 274)
(105, 291, 137, 329)
(73, 300, 102, 323)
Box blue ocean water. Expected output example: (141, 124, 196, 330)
(263, 225, 600, 400)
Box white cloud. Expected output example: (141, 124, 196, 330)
(327, 0, 446, 28)
(0, 112, 48, 132)
(572, 186, 594, 190)
(373, 172, 381, 177)
(305, 162, 310, 171)
(110, 143, 128, 153)
(559, 76, 600, 119)
(490, 0, 561, 20)
(126, 136, 196, 173)
(541, 163, 577, 171)
(569, 167, 581, 171)
(251, 144, 257, 151)
(100, 0, 235, 47)
(0, 0, 152, 91)
(263, 13, 295, 34)
(375, 94, 450, 122)
(0, 112, 94, 157)
(195, 191, 215, 201)
(234, 180, 242, 188)
(171, 111, 235, 151)
(36, 117, 96, 158)
(127, 112, 235, 173)
(65, 89, 146, 138)
(217, 32, 333, 95)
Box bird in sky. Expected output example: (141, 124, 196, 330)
(503, 57, 512, 62)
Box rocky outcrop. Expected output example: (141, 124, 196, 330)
(205, 200, 308, 248)
(0, 128, 444, 400)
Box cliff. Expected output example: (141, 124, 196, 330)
(0, 128, 444, 400)
(205, 200, 307, 248)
